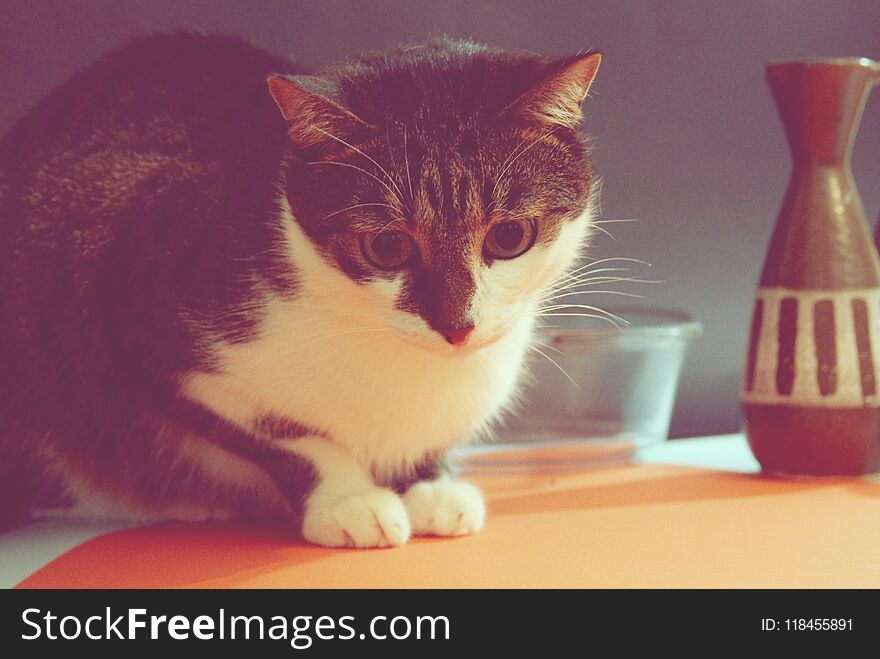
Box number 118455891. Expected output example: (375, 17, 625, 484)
(762, 619, 853, 631)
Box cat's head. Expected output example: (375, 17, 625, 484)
(268, 40, 600, 355)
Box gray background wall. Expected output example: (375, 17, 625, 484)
(2, 0, 879, 437)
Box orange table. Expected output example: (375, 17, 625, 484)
(10, 436, 880, 588)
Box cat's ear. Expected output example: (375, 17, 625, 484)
(503, 52, 601, 128)
(267, 75, 373, 149)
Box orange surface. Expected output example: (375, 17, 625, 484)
(16, 454, 880, 588)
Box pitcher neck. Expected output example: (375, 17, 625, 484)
(768, 58, 878, 166)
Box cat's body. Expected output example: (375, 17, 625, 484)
(0, 33, 599, 546)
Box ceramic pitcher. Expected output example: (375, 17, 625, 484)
(742, 58, 880, 475)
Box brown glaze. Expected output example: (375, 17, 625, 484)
(743, 58, 880, 476)
(876, 212, 880, 252)
(760, 59, 880, 290)
(744, 404, 880, 476)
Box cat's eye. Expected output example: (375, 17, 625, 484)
(361, 231, 417, 270)
(484, 219, 537, 260)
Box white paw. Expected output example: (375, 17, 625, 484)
(403, 477, 485, 537)
(302, 488, 411, 548)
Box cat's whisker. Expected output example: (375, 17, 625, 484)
(540, 282, 616, 303)
(402, 124, 414, 202)
(492, 127, 561, 202)
(485, 196, 502, 219)
(593, 176, 605, 217)
(528, 345, 579, 388)
(531, 339, 565, 357)
(593, 218, 643, 224)
(538, 277, 662, 302)
(541, 290, 646, 303)
(311, 126, 409, 212)
(385, 122, 414, 209)
(545, 275, 644, 291)
(550, 274, 664, 296)
(550, 262, 639, 288)
(321, 202, 400, 221)
(573, 256, 653, 270)
(493, 134, 531, 190)
(562, 264, 631, 279)
(547, 276, 663, 293)
(535, 312, 624, 331)
(542, 268, 633, 294)
(307, 160, 406, 212)
(544, 274, 627, 297)
(509, 127, 561, 179)
(485, 188, 515, 218)
(538, 304, 630, 327)
(590, 223, 616, 241)
(539, 291, 640, 307)
(375, 216, 403, 236)
(543, 258, 655, 296)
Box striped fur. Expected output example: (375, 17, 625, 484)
(0, 34, 600, 546)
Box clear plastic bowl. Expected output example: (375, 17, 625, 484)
(499, 307, 701, 453)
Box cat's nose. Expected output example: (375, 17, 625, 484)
(440, 325, 475, 346)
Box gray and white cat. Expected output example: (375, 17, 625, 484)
(0, 34, 600, 547)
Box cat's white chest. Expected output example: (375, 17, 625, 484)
(183, 292, 529, 477)
(181, 208, 538, 478)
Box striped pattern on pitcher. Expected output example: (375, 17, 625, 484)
(741, 287, 880, 407)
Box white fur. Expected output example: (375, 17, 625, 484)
(180, 199, 593, 546)
(403, 474, 486, 536)
(287, 436, 410, 547)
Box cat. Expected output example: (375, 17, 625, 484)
(0, 33, 600, 547)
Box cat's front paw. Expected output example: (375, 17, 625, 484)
(403, 476, 485, 537)
(302, 487, 410, 548)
